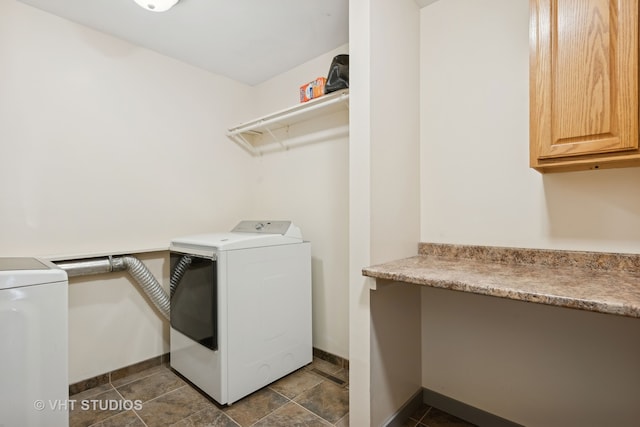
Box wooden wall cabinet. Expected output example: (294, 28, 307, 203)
(530, 0, 640, 173)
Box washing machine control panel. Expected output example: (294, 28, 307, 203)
(232, 220, 293, 235)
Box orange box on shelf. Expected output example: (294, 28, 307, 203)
(299, 77, 326, 103)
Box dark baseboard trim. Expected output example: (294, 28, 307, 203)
(69, 347, 347, 396)
(312, 347, 349, 370)
(69, 353, 170, 396)
(384, 389, 425, 427)
(384, 387, 524, 427)
(422, 388, 524, 427)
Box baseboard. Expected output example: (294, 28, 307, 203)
(69, 347, 347, 396)
(384, 387, 524, 427)
(69, 353, 170, 395)
(384, 389, 425, 427)
(312, 347, 349, 370)
(422, 388, 524, 427)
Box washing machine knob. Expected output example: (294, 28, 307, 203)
(255, 222, 265, 230)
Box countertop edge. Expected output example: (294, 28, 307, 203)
(363, 248, 640, 319)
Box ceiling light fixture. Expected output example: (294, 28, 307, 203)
(133, 0, 179, 12)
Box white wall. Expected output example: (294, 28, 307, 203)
(249, 45, 350, 360)
(1, 1, 352, 383)
(349, 0, 422, 425)
(68, 252, 169, 383)
(421, 287, 640, 427)
(348, 0, 373, 422)
(0, 0, 252, 383)
(420, 1, 640, 425)
(420, 0, 640, 253)
(368, 0, 422, 425)
(0, 0, 255, 258)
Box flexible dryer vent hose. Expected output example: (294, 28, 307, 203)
(55, 255, 170, 320)
(169, 255, 192, 297)
(122, 256, 170, 320)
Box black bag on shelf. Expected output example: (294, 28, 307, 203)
(324, 54, 349, 94)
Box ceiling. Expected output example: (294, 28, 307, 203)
(16, 0, 349, 86)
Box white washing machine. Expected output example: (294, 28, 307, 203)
(169, 220, 312, 405)
(0, 258, 69, 427)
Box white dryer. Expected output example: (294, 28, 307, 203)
(0, 258, 68, 427)
(169, 221, 312, 405)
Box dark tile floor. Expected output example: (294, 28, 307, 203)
(69, 357, 349, 427)
(403, 403, 477, 427)
(69, 356, 476, 427)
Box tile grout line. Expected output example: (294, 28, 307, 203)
(79, 361, 347, 427)
(308, 367, 347, 386)
(266, 386, 294, 403)
(288, 379, 342, 426)
(246, 374, 340, 427)
(109, 365, 167, 389)
(70, 350, 346, 396)
(418, 406, 433, 425)
(333, 412, 349, 426)
(81, 385, 146, 427)
(107, 381, 194, 427)
(290, 400, 336, 426)
(135, 383, 191, 405)
(186, 406, 239, 427)
(244, 388, 294, 427)
(71, 383, 121, 427)
(110, 386, 149, 426)
(223, 408, 246, 427)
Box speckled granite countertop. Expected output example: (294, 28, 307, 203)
(362, 243, 640, 318)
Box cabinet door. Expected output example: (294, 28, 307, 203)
(530, 0, 638, 169)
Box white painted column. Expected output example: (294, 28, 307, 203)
(349, 0, 422, 425)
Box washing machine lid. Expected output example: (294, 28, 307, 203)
(0, 258, 68, 289)
(170, 221, 303, 252)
